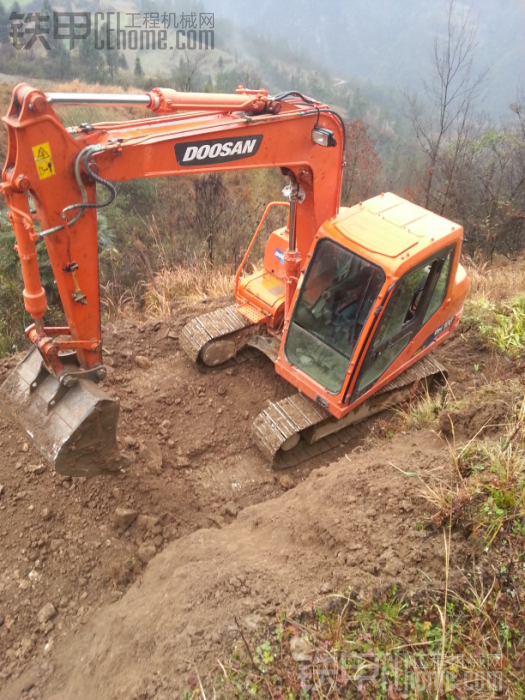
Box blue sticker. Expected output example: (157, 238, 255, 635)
(274, 247, 284, 264)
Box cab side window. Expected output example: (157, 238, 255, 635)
(373, 264, 432, 347)
(423, 250, 453, 324)
(353, 245, 455, 396)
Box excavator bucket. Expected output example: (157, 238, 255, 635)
(0, 348, 124, 478)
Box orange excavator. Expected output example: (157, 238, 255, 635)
(0, 84, 469, 477)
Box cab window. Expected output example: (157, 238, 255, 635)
(284, 239, 385, 394)
(423, 250, 453, 324)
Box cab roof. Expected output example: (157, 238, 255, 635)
(334, 193, 461, 260)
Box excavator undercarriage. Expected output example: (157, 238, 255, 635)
(180, 304, 447, 465)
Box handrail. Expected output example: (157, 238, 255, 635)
(234, 201, 290, 297)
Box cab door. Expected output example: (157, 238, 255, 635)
(350, 246, 455, 399)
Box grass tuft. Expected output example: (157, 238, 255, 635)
(143, 263, 236, 318)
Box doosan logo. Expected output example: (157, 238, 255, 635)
(274, 247, 285, 264)
(175, 135, 263, 166)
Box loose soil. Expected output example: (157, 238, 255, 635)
(0, 298, 515, 699)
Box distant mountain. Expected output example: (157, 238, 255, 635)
(208, 0, 525, 114)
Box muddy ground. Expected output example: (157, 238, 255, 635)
(0, 298, 515, 699)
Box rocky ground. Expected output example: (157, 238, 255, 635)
(0, 297, 507, 699)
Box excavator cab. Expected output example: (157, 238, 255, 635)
(273, 193, 469, 429)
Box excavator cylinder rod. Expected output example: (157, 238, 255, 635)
(0, 348, 124, 478)
(46, 93, 152, 106)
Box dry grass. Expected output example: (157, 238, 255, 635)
(465, 254, 525, 304)
(143, 263, 236, 318)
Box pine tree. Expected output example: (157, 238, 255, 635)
(134, 56, 143, 78)
(0, 4, 9, 44)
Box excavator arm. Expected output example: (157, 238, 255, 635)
(0, 83, 345, 476)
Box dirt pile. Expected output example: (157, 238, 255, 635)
(1, 428, 470, 700)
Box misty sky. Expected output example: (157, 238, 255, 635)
(209, 0, 525, 114)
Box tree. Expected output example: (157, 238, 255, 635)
(79, 33, 108, 83)
(134, 56, 143, 78)
(405, 0, 488, 213)
(0, 3, 10, 44)
(341, 120, 381, 205)
(173, 49, 208, 92)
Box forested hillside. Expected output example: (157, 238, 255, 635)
(210, 0, 525, 115)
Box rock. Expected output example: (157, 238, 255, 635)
(0, 613, 4, 627)
(22, 442, 29, 453)
(139, 440, 163, 474)
(37, 603, 57, 625)
(136, 514, 161, 533)
(175, 456, 190, 469)
(224, 501, 237, 518)
(289, 636, 314, 662)
(162, 524, 178, 541)
(383, 556, 403, 577)
(161, 419, 171, 429)
(112, 487, 123, 502)
(27, 464, 46, 475)
(243, 411, 249, 420)
(279, 475, 295, 490)
(113, 507, 138, 530)
(138, 543, 157, 563)
(399, 499, 413, 513)
(124, 436, 137, 448)
(134, 355, 151, 370)
(41, 507, 52, 522)
(217, 385, 227, 396)
(0, 484, 4, 497)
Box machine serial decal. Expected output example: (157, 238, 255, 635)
(32, 142, 55, 180)
(175, 135, 263, 166)
(413, 316, 454, 357)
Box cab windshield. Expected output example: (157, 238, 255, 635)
(284, 239, 385, 393)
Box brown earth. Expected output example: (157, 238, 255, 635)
(0, 299, 516, 699)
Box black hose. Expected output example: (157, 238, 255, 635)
(82, 151, 116, 209)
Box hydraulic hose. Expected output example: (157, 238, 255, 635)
(40, 146, 116, 237)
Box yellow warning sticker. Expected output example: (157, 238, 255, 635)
(32, 142, 55, 180)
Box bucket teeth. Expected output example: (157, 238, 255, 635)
(0, 348, 125, 478)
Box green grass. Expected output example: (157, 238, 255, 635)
(212, 577, 524, 698)
(468, 296, 525, 359)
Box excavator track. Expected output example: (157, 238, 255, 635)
(253, 355, 447, 468)
(180, 305, 258, 366)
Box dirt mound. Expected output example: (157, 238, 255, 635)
(1, 428, 470, 700)
(438, 396, 513, 440)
